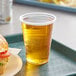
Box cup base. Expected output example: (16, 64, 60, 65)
(26, 58, 48, 65)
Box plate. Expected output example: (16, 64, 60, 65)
(1, 54, 23, 76)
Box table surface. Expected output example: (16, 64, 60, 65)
(0, 3, 76, 50)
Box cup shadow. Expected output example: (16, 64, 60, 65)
(15, 62, 49, 76)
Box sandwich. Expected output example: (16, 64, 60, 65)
(0, 34, 10, 74)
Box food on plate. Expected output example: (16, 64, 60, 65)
(69, 0, 76, 7)
(0, 34, 11, 74)
(40, 0, 53, 3)
(53, 0, 76, 7)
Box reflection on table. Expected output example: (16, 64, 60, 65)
(15, 62, 49, 76)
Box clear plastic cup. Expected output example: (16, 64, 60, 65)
(20, 12, 56, 65)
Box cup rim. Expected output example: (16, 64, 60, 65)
(20, 12, 56, 26)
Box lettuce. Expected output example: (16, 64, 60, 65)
(0, 63, 3, 66)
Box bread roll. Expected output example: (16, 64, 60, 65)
(0, 34, 10, 75)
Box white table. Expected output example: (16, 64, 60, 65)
(0, 3, 76, 50)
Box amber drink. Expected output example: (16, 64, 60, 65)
(20, 12, 56, 65)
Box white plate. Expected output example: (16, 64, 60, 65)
(1, 54, 23, 76)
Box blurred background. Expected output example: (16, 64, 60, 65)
(0, 0, 76, 76)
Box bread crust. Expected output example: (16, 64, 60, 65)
(0, 65, 6, 74)
(0, 34, 8, 75)
(0, 34, 8, 51)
